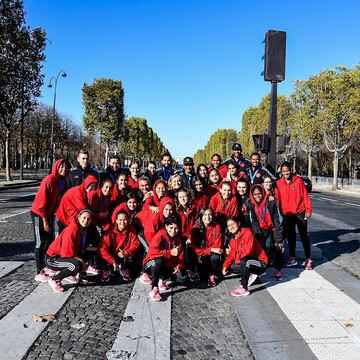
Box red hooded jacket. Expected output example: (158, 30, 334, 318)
(209, 164, 227, 179)
(55, 175, 99, 226)
(88, 187, 112, 226)
(47, 219, 84, 258)
(31, 159, 68, 219)
(209, 192, 238, 225)
(192, 192, 210, 215)
(190, 222, 222, 256)
(143, 229, 184, 269)
(136, 196, 175, 245)
(223, 227, 268, 268)
(250, 185, 274, 231)
(276, 175, 312, 216)
(98, 208, 140, 264)
(143, 179, 168, 210)
(177, 206, 197, 239)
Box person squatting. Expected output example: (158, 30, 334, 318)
(31, 144, 312, 301)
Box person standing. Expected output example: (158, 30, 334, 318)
(246, 152, 275, 185)
(68, 150, 98, 188)
(277, 161, 313, 270)
(179, 157, 195, 192)
(225, 143, 250, 173)
(156, 153, 175, 182)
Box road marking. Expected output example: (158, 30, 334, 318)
(262, 268, 360, 359)
(0, 282, 75, 360)
(107, 279, 171, 360)
(311, 213, 353, 230)
(0, 261, 24, 279)
(344, 202, 360, 207)
(0, 209, 30, 222)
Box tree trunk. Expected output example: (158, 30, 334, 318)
(307, 152, 312, 181)
(20, 107, 24, 180)
(5, 128, 12, 181)
(332, 150, 339, 190)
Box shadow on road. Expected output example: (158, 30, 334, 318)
(0, 240, 34, 258)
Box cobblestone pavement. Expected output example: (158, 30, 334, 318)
(24, 277, 134, 360)
(171, 282, 254, 360)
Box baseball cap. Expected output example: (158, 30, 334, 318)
(232, 143, 242, 151)
(183, 157, 194, 165)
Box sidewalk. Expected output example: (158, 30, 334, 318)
(0, 179, 40, 191)
(313, 184, 360, 198)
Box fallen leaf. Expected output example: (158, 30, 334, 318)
(33, 314, 44, 322)
(344, 323, 353, 328)
(23, 324, 28, 328)
(310, 324, 314, 328)
(43, 314, 56, 322)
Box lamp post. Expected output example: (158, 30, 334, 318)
(47, 70, 67, 167)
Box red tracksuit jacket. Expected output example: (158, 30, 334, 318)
(143, 229, 184, 269)
(209, 192, 238, 224)
(223, 228, 268, 268)
(190, 222, 223, 256)
(47, 219, 84, 258)
(142, 179, 168, 211)
(55, 175, 99, 226)
(177, 207, 197, 239)
(87, 188, 112, 227)
(276, 175, 312, 216)
(31, 159, 68, 219)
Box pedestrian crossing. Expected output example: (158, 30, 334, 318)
(0, 260, 360, 360)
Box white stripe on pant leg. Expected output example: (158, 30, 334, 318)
(246, 259, 262, 268)
(107, 278, 171, 360)
(46, 258, 76, 272)
(144, 260, 155, 270)
(34, 216, 42, 249)
(0, 283, 75, 360)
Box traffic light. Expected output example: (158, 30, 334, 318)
(252, 134, 270, 153)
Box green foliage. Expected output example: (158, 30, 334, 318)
(82, 78, 125, 145)
(193, 129, 238, 165)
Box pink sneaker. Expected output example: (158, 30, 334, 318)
(285, 257, 298, 267)
(231, 284, 250, 297)
(247, 273, 258, 287)
(158, 279, 169, 291)
(43, 267, 58, 277)
(48, 278, 64, 293)
(305, 258, 312, 270)
(63, 275, 79, 284)
(119, 267, 130, 281)
(139, 272, 152, 285)
(149, 287, 162, 301)
(34, 270, 49, 283)
(101, 269, 111, 283)
(274, 270, 282, 281)
(208, 275, 216, 287)
(85, 265, 100, 275)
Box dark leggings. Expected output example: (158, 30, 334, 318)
(45, 254, 82, 281)
(230, 257, 267, 289)
(143, 258, 174, 289)
(256, 230, 283, 271)
(31, 212, 54, 274)
(283, 212, 310, 258)
(185, 247, 221, 278)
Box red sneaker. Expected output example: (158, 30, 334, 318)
(285, 257, 298, 267)
(139, 272, 152, 285)
(149, 286, 162, 301)
(305, 258, 313, 270)
(63, 274, 79, 284)
(208, 275, 216, 287)
(247, 273, 258, 287)
(48, 278, 64, 293)
(34, 270, 49, 283)
(274, 270, 282, 281)
(119, 267, 130, 281)
(158, 279, 170, 291)
(231, 285, 250, 297)
(101, 269, 111, 283)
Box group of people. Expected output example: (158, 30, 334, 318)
(31, 142, 312, 301)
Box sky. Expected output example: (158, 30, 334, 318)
(24, 0, 359, 158)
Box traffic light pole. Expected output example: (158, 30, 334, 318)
(267, 81, 277, 171)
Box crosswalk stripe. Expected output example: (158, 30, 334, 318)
(0, 261, 24, 279)
(106, 279, 171, 360)
(262, 268, 360, 360)
(0, 282, 75, 360)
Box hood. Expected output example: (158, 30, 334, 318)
(111, 202, 130, 223)
(51, 158, 66, 178)
(81, 174, 99, 191)
(249, 184, 267, 207)
(159, 196, 175, 223)
(152, 179, 168, 206)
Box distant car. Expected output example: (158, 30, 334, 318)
(300, 176, 312, 193)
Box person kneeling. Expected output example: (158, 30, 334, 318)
(98, 209, 141, 283)
(45, 210, 93, 292)
(140, 215, 184, 301)
(223, 217, 268, 297)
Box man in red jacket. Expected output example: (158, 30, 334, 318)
(277, 161, 313, 270)
(31, 158, 70, 282)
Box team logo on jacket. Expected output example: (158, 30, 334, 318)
(211, 234, 214, 239)
(256, 173, 261, 178)
(291, 186, 295, 191)
(240, 163, 245, 168)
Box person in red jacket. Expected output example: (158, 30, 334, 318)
(188, 207, 223, 286)
(45, 209, 93, 292)
(276, 161, 313, 270)
(31, 158, 70, 282)
(208, 168, 222, 198)
(128, 160, 141, 190)
(110, 172, 131, 213)
(235, 178, 253, 229)
(176, 188, 197, 240)
(191, 176, 211, 216)
(209, 180, 238, 228)
(249, 184, 283, 280)
(143, 179, 168, 213)
(98, 209, 141, 283)
(135, 196, 175, 248)
(223, 217, 268, 297)
(140, 215, 184, 301)
(209, 153, 227, 179)
(55, 174, 99, 231)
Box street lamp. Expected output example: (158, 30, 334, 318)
(47, 70, 67, 167)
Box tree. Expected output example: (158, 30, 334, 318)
(82, 78, 125, 165)
(0, 0, 46, 180)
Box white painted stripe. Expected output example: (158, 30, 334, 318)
(0, 282, 74, 360)
(345, 202, 360, 207)
(262, 268, 360, 359)
(0, 209, 30, 221)
(312, 212, 353, 230)
(0, 261, 24, 279)
(107, 279, 171, 360)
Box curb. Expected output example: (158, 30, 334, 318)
(0, 180, 40, 191)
